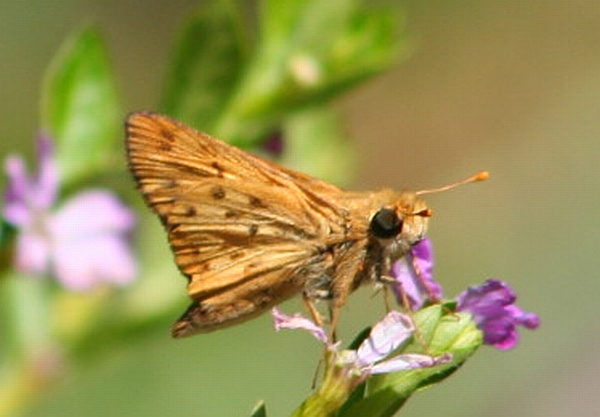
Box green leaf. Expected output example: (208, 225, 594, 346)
(248, 401, 268, 417)
(338, 305, 483, 417)
(262, 0, 399, 90)
(213, 0, 402, 146)
(41, 26, 121, 185)
(160, 0, 248, 131)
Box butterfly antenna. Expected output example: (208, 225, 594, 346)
(416, 171, 489, 196)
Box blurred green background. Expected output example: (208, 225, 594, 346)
(1, 0, 599, 416)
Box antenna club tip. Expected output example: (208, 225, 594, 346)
(416, 170, 489, 196)
(416, 208, 433, 217)
(475, 171, 490, 181)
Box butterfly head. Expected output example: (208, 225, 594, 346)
(368, 192, 431, 257)
(367, 169, 489, 258)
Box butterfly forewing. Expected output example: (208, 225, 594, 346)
(125, 112, 358, 336)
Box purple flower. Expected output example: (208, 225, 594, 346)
(2, 134, 137, 291)
(392, 238, 442, 310)
(261, 131, 284, 157)
(391, 238, 539, 350)
(457, 279, 540, 350)
(272, 308, 450, 378)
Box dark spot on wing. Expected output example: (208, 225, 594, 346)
(248, 224, 259, 236)
(185, 206, 197, 216)
(161, 128, 176, 142)
(224, 210, 239, 218)
(249, 196, 267, 208)
(211, 186, 226, 200)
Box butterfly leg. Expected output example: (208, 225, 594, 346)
(303, 293, 325, 328)
(328, 242, 366, 340)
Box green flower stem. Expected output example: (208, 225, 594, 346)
(1, 275, 51, 360)
(0, 275, 61, 417)
(290, 351, 361, 417)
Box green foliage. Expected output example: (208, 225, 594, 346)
(41, 26, 121, 186)
(160, 0, 399, 155)
(249, 401, 268, 417)
(160, 0, 248, 130)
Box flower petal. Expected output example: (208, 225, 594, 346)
(52, 190, 136, 238)
(52, 233, 137, 291)
(369, 353, 452, 374)
(410, 238, 434, 282)
(48, 190, 137, 291)
(272, 308, 328, 343)
(357, 311, 414, 366)
(457, 279, 540, 350)
(3, 135, 59, 226)
(3, 156, 33, 226)
(392, 238, 442, 310)
(14, 231, 51, 274)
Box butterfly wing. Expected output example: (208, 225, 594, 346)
(125, 112, 350, 336)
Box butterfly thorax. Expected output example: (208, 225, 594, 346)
(309, 188, 429, 300)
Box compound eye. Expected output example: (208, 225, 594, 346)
(370, 208, 403, 239)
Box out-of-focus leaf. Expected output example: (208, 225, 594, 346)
(160, 0, 248, 131)
(214, 0, 402, 146)
(42, 26, 121, 185)
(248, 400, 267, 417)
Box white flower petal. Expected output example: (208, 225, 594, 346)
(272, 308, 328, 343)
(357, 311, 414, 366)
(369, 353, 452, 374)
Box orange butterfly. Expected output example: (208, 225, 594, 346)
(126, 112, 486, 337)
